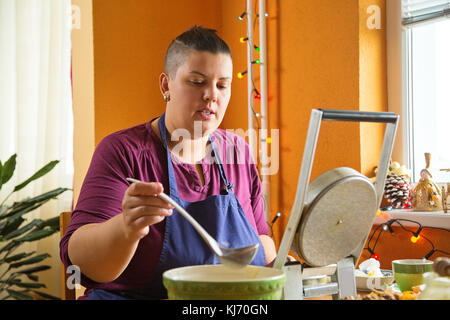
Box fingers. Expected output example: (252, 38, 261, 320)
(125, 205, 173, 222)
(126, 181, 164, 197)
(125, 206, 172, 230)
(123, 181, 174, 216)
(132, 215, 166, 230)
(122, 181, 175, 239)
(123, 194, 174, 211)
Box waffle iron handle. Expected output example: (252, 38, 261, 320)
(319, 109, 399, 123)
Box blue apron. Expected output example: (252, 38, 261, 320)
(88, 114, 265, 299)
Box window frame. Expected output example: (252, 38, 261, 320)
(389, 2, 449, 184)
(402, 27, 414, 181)
(384, 0, 448, 225)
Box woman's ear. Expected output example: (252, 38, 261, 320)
(159, 72, 170, 96)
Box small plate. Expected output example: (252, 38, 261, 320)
(355, 269, 394, 291)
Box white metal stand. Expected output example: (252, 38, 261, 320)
(274, 109, 399, 300)
(282, 257, 356, 300)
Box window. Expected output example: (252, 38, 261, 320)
(402, 0, 450, 183)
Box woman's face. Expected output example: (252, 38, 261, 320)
(162, 51, 233, 137)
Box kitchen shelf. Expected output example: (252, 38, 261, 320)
(374, 209, 450, 229)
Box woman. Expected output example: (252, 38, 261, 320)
(60, 25, 277, 300)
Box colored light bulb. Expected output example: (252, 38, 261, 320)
(410, 235, 420, 243)
(372, 254, 379, 260)
(237, 70, 247, 79)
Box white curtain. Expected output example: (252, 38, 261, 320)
(0, 0, 73, 297)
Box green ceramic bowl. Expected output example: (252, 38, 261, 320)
(392, 259, 434, 292)
(163, 265, 286, 300)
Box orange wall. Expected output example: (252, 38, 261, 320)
(92, 0, 223, 145)
(219, 0, 248, 135)
(359, 0, 387, 177)
(268, 0, 382, 247)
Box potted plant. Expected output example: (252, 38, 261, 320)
(0, 154, 71, 300)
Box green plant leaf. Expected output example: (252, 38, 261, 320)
(0, 251, 35, 264)
(2, 218, 43, 240)
(13, 265, 51, 275)
(4, 203, 47, 226)
(30, 290, 61, 300)
(0, 157, 69, 300)
(14, 228, 56, 242)
(26, 274, 39, 282)
(0, 154, 16, 190)
(13, 160, 59, 192)
(0, 217, 24, 237)
(0, 279, 46, 289)
(13, 187, 70, 208)
(37, 216, 60, 230)
(5, 288, 33, 300)
(0, 205, 8, 217)
(9, 253, 50, 269)
(2, 216, 60, 239)
(0, 218, 8, 235)
(5, 187, 70, 219)
(0, 239, 21, 255)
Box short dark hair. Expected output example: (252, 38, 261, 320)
(164, 25, 232, 78)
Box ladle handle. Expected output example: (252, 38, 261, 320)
(157, 192, 223, 255)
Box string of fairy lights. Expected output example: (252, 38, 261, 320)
(236, 2, 269, 139)
(365, 216, 450, 261)
(238, 1, 278, 228)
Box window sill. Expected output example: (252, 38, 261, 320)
(374, 209, 450, 229)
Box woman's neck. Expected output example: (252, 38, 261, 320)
(151, 118, 209, 164)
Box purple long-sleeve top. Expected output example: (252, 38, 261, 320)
(60, 120, 268, 296)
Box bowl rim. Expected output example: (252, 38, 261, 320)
(162, 264, 286, 283)
(392, 259, 433, 265)
(392, 259, 434, 274)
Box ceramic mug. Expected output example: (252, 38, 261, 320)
(392, 259, 434, 292)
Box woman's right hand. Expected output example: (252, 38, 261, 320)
(121, 181, 174, 241)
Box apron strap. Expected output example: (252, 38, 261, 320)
(158, 113, 179, 198)
(209, 135, 234, 194)
(157, 113, 233, 198)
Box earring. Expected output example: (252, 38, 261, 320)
(163, 94, 170, 102)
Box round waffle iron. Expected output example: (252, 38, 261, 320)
(292, 167, 377, 267)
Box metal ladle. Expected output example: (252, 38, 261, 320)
(126, 178, 259, 268)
